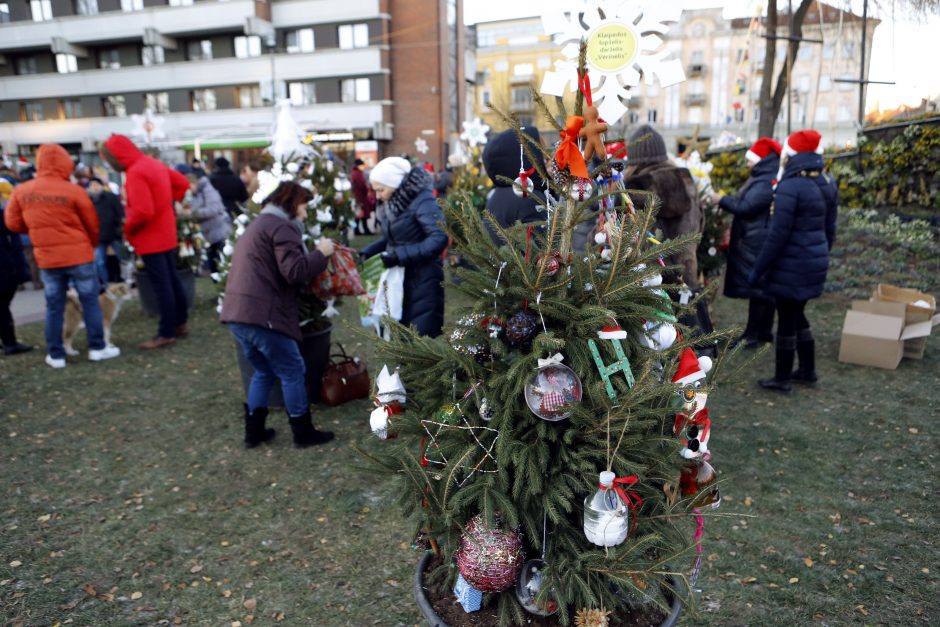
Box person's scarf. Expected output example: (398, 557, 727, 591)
(377, 166, 433, 225)
(261, 204, 308, 252)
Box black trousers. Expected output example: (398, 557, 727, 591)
(744, 296, 776, 340)
(0, 287, 17, 346)
(141, 250, 188, 338)
(776, 298, 810, 337)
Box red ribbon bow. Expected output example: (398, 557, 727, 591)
(598, 475, 643, 534)
(555, 116, 590, 179)
(518, 166, 535, 196)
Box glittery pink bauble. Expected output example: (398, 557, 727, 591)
(455, 514, 524, 592)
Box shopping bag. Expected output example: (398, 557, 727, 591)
(312, 245, 366, 299)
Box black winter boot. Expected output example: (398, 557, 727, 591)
(289, 410, 335, 448)
(792, 328, 818, 384)
(244, 404, 276, 449)
(758, 335, 796, 392)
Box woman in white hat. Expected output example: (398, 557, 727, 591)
(361, 157, 447, 337)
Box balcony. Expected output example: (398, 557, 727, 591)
(0, 1, 261, 53)
(685, 93, 706, 106)
(687, 63, 706, 77)
(272, 0, 383, 28)
(0, 48, 386, 101)
(0, 102, 389, 147)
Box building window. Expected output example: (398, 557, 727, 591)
(286, 28, 315, 54)
(511, 86, 532, 109)
(15, 57, 38, 76)
(142, 45, 165, 66)
(102, 95, 127, 117)
(513, 63, 533, 77)
(56, 54, 78, 74)
(733, 106, 745, 123)
(819, 76, 832, 92)
(30, 0, 52, 21)
(816, 106, 829, 123)
(842, 42, 856, 59)
(837, 74, 853, 91)
(735, 48, 745, 64)
(690, 50, 704, 65)
(837, 104, 852, 122)
(168, 0, 193, 5)
(647, 109, 658, 123)
(237, 85, 263, 108)
(76, 0, 98, 16)
(0, 3, 10, 23)
(99, 49, 121, 70)
(338, 23, 369, 50)
(627, 111, 640, 124)
(340, 78, 370, 103)
(823, 43, 834, 59)
(797, 73, 811, 93)
(188, 40, 213, 61)
(20, 102, 44, 122)
(144, 92, 170, 113)
(58, 99, 82, 119)
(481, 90, 491, 106)
(688, 107, 703, 124)
(797, 44, 813, 61)
(120, 0, 142, 11)
(234, 36, 262, 59)
(689, 79, 704, 95)
(191, 89, 217, 111)
(287, 82, 317, 106)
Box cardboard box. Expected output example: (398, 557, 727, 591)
(872, 284, 937, 359)
(838, 300, 938, 370)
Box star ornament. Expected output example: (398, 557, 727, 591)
(421, 405, 499, 487)
(130, 108, 166, 145)
(540, 0, 686, 125)
(414, 137, 430, 155)
(460, 117, 490, 147)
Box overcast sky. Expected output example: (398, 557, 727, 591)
(463, 0, 940, 111)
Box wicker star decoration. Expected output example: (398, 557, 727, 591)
(421, 405, 498, 487)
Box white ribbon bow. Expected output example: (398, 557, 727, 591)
(322, 297, 339, 318)
(537, 353, 565, 368)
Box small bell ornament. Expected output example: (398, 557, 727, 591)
(583, 471, 629, 547)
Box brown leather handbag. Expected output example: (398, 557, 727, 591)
(320, 343, 370, 406)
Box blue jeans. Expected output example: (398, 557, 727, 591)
(141, 250, 188, 338)
(229, 323, 308, 417)
(94, 240, 123, 287)
(42, 262, 105, 359)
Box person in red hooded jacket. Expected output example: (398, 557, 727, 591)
(100, 135, 190, 350)
(4, 144, 120, 368)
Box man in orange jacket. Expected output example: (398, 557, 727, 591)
(4, 144, 121, 368)
(101, 135, 190, 349)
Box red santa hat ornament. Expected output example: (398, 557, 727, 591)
(782, 129, 823, 158)
(745, 137, 783, 165)
(672, 348, 713, 386)
(597, 322, 627, 340)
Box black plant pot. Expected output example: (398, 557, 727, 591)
(136, 267, 196, 318)
(412, 552, 683, 627)
(234, 324, 332, 408)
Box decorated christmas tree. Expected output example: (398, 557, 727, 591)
(361, 41, 732, 625)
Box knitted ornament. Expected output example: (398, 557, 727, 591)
(504, 311, 538, 351)
(570, 177, 594, 202)
(455, 514, 524, 592)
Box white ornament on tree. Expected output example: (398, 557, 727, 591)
(539, 1, 685, 125)
(583, 471, 629, 547)
(267, 100, 316, 163)
(414, 137, 429, 155)
(460, 117, 491, 147)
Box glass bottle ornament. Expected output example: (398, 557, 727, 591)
(583, 471, 629, 547)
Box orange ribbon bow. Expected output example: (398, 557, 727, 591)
(555, 115, 590, 179)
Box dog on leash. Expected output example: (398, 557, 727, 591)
(63, 283, 133, 356)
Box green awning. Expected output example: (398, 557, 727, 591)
(180, 139, 270, 150)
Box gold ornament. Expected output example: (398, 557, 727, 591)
(574, 607, 611, 627)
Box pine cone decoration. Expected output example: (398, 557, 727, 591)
(574, 607, 611, 627)
(504, 311, 538, 351)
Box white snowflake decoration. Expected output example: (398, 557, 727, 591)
(540, 0, 685, 125)
(130, 108, 166, 145)
(414, 137, 429, 155)
(460, 118, 490, 147)
(673, 151, 714, 195)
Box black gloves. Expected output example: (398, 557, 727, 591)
(381, 252, 399, 268)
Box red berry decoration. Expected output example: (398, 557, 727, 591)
(456, 514, 524, 593)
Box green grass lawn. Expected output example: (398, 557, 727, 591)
(1, 273, 938, 625)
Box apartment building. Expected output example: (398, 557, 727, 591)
(474, 2, 877, 149)
(0, 0, 465, 166)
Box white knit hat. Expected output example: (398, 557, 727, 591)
(369, 157, 412, 189)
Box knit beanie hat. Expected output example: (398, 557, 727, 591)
(369, 156, 412, 189)
(627, 125, 667, 165)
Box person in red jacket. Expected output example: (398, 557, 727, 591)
(4, 144, 120, 368)
(101, 135, 190, 349)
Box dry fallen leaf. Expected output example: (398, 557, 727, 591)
(83, 583, 97, 596)
(244, 616, 254, 624)
(743, 497, 753, 506)
(230, 622, 242, 627)
(789, 577, 799, 584)
(804, 558, 814, 568)
(243, 598, 257, 611)
(273, 611, 285, 622)
(9, 561, 22, 568)
(131, 591, 142, 600)
(855, 604, 869, 616)
(190, 565, 203, 574)
(37, 514, 51, 522)
(908, 427, 919, 434)
(223, 589, 232, 598)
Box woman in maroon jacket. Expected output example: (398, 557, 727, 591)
(221, 182, 336, 449)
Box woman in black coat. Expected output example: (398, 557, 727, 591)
(0, 185, 34, 356)
(712, 138, 781, 348)
(749, 130, 838, 392)
(361, 157, 448, 337)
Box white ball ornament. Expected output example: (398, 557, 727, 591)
(600, 248, 612, 261)
(594, 232, 607, 245)
(570, 178, 593, 202)
(285, 162, 300, 174)
(512, 176, 535, 198)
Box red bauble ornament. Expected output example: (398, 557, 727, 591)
(456, 514, 524, 592)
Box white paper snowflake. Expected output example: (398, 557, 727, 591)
(673, 151, 714, 194)
(414, 137, 429, 155)
(460, 118, 490, 147)
(540, 0, 685, 125)
(130, 108, 166, 145)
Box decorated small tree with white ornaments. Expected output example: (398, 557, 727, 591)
(359, 18, 737, 624)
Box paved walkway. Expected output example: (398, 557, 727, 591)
(11, 287, 46, 326)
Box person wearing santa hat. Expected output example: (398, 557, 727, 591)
(360, 156, 448, 337)
(710, 137, 781, 349)
(748, 129, 838, 392)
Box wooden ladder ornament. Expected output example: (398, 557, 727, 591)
(587, 338, 635, 399)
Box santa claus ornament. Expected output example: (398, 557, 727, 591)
(671, 348, 713, 459)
